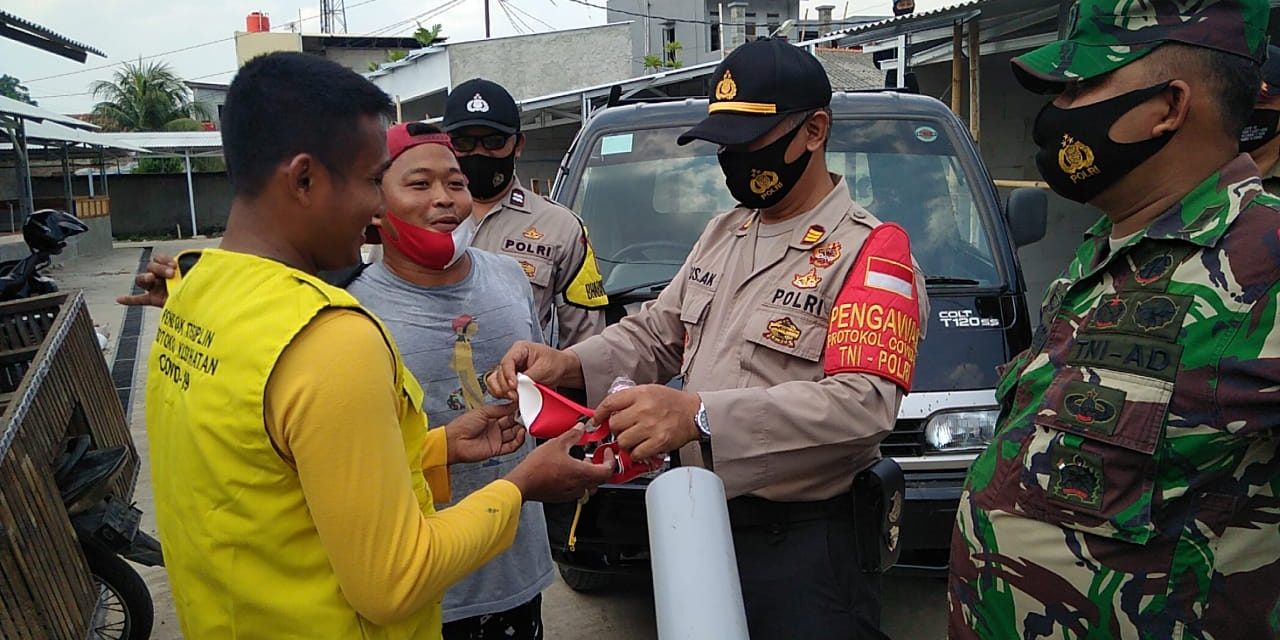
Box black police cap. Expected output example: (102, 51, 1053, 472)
(1263, 45, 1280, 94)
(678, 38, 832, 147)
(443, 78, 520, 135)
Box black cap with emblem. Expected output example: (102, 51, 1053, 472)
(443, 78, 521, 135)
(678, 38, 832, 147)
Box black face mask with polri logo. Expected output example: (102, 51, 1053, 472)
(717, 118, 813, 210)
(1032, 82, 1175, 204)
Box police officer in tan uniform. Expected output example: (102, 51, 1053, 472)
(443, 79, 608, 348)
(489, 39, 928, 639)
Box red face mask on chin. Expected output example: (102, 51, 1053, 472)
(380, 210, 476, 270)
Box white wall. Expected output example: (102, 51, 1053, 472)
(447, 24, 633, 101)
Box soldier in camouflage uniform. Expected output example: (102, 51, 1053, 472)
(948, 1, 1280, 638)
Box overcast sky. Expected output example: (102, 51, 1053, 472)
(3, 0, 954, 115)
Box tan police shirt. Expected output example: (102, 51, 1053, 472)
(571, 177, 929, 502)
(472, 177, 608, 348)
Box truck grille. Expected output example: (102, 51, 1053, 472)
(881, 418, 927, 458)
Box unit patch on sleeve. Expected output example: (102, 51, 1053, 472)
(823, 224, 920, 390)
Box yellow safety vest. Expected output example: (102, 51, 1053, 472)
(145, 248, 439, 639)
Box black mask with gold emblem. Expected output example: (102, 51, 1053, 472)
(1032, 82, 1174, 204)
(717, 116, 813, 209)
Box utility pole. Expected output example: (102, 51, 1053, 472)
(485, 0, 491, 38)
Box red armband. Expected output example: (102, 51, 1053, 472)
(823, 223, 921, 391)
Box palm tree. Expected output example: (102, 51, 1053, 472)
(90, 60, 209, 132)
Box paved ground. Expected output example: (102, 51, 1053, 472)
(67, 240, 948, 639)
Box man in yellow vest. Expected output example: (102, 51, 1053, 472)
(140, 52, 613, 639)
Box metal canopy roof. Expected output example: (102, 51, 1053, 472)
(0, 10, 105, 62)
(94, 131, 223, 157)
(22, 121, 149, 152)
(0, 95, 98, 130)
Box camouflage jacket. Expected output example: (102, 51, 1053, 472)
(949, 155, 1280, 639)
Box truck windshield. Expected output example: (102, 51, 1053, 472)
(570, 119, 1001, 295)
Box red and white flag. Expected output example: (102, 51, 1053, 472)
(864, 256, 915, 299)
(516, 373, 608, 443)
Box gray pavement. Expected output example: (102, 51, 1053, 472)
(68, 239, 948, 640)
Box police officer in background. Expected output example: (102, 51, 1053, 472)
(1241, 45, 1280, 194)
(489, 39, 928, 639)
(442, 79, 608, 347)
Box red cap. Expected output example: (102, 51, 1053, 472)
(386, 122, 454, 162)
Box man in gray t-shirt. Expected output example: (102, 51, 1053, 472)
(348, 248, 555, 631)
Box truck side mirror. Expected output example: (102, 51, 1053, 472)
(1006, 188, 1047, 247)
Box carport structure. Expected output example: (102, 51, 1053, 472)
(94, 131, 223, 237)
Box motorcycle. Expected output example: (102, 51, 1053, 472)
(2, 210, 159, 639)
(0, 208, 89, 302)
(55, 435, 162, 640)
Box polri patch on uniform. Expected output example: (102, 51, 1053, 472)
(523, 227, 544, 240)
(793, 267, 821, 289)
(519, 260, 537, 279)
(763, 317, 802, 348)
(1049, 447, 1104, 511)
(511, 189, 526, 207)
(802, 225, 825, 245)
(810, 242, 842, 268)
(1060, 381, 1125, 436)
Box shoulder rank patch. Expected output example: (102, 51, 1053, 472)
(810, 242, 842, 268)
(802, 225, 825, 245)
(793, 267, 821, 289)
(563, 224, 609, 309)
(510, 188, 526, 208)
(823, 224, 920, 390)
(523, 227, 544, 240)
(764, 317, 802, 348)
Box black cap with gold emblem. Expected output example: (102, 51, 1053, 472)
(678, 38, 832, 147)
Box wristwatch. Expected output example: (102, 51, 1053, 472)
(693, 401, 711, 443)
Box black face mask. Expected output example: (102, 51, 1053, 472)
(718, 118, 813, 210)
(457, 152, 516, 200)
(1240, 108, 1280, 153)
(1032, 82, 1174, 204)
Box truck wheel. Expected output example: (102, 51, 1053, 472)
(558, 563, 615, 592)
(83, 545, 154, 640)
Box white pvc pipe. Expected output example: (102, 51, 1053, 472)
(646, 467, 749, 640)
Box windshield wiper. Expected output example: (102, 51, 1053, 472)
(925, 276, 982, 286)
(607, 279, 672, 298)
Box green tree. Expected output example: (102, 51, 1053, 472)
(643, 41, 685, 73)
(0, 75, 37, 105)
(90, 60, 209, 132)
(414, 22, 443, 47)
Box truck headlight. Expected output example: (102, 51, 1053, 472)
(924, 410, 999, 452)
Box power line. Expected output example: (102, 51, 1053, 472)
(564, 0, 749, 26)
(498, 1, 532, 34)
(24, 0, 388, 84)
(504, 0, 557, 31)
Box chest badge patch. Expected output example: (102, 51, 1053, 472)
(793, 267, 821, 289)
(523, 226, 544, 240)
(1135, 253, 1174, 285)
(801, 225, 825, 245)
(1064, 390, 1117, 426)
(519, 260, 537, 279)
(763, 317, 802, 348)
(1134, 295, 1178, 332)
(1050, 450, 1104, 510)
(1091, 297, 1127, 329)
(810, 242, 842, 268)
